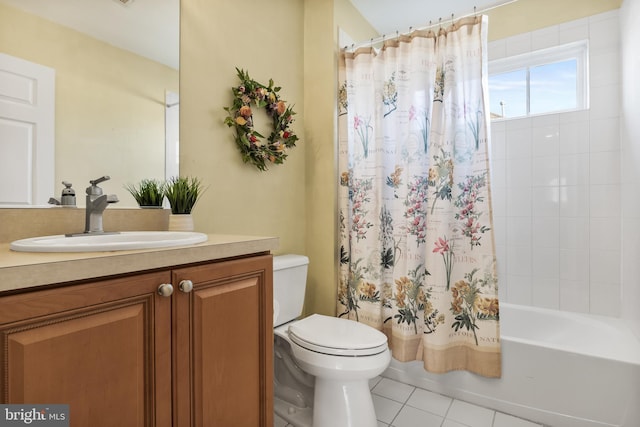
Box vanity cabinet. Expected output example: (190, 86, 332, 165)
(0, 254, 273, 427)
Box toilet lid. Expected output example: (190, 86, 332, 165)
(288, 314, 388, 357)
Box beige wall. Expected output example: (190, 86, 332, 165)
(0, 3, 178, 206)
(180, 0, 306, 257)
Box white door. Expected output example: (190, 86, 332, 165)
(0, 53, 55, 206)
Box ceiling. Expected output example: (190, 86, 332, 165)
(349, 0, 513, 37)
(0, 0, 179, 69)
(1, 0, 512, 70)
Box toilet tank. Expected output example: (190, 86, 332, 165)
(273, 254, 309, 327)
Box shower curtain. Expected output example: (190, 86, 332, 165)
(337, 16, 500, 377)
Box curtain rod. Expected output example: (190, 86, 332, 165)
(345, 0, 518, 51)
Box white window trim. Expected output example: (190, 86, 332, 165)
(489, 40, 589, 119)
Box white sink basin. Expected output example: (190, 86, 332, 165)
(10, 231, 208, 253)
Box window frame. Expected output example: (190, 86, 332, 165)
(488, 40, 589, 120)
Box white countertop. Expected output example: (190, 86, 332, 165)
(0, 234, 279, 293)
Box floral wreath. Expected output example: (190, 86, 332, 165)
(224, 68, 299, 171)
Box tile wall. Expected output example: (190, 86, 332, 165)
(489, 10, 621, 316)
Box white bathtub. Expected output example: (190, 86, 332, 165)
(383, 303, 640, 427)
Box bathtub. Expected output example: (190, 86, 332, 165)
(383, 303, 640, 427)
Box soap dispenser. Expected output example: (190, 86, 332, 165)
(60, 181, 76, 206)
(48, 181, 77, 207)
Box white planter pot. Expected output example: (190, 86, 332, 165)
(168, 214, 194, 231)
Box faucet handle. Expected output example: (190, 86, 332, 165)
(90, 175, 110, 186)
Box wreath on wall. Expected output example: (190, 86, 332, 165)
(224, 68, 299, 171)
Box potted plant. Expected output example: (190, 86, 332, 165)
(164, 176, 205, 231)
(125, 179, 165, 208)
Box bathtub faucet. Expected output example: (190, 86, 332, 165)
(84, 175, 119, 234)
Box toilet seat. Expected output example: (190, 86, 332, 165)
(288, 314, 388, 357)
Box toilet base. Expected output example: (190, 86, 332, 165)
(313, 378, 377, 427)
(274, 395, 312, 427)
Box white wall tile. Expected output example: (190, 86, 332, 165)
(559, 120, 589, 154)
(559, 216, 589, 249)
(589, 218, 622, 251)
(559, 248, 589, 281)
(590, 151, 620, 185)
(488, 39, 506, 61)
(590, 249, 621, 283)
(507, 216, 532, 246)
(590, 118, 620, 152)
(560, 279, 590, 313)
(507, 245, 532, 276)
(532, 186, 560, 217)
(558, 18, 588, 44)
(491, 128, 506, 160)
(589, 185, 620, 218)
(590, 281, 621, 316)
(559, 185, 589, 218)
(532, 156, 559, 187)
(505, 128, 532, 159)
(507, 274, 532, 304)
(531, 26, 559, 51)
(559, 153, 589, 186)
(533, 216, 560, 248)
(590, 51, 620, 87)
(506, 187, 532, 217)
(505, 33, 532, 57)
(532, 277, 560, 309)
(532, 126, 559, 158)
(589, 84, 620, 119)
(589, 14, 620, 53)
(492, 10, 622, 314)
(507, 157, 532, 187)
(491, 159, 507, 188)
(533, 247, 560, 279)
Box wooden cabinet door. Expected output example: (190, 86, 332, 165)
(0, 271, 172, 427)
(172, 255, 273, 427)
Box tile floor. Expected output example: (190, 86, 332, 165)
(274, 376, 547, 427)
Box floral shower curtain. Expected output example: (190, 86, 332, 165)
(337, 16, 501, 377)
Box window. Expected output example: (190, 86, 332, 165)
(488, 41, 589, 119)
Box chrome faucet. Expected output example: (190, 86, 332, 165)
(84, 176, 119, 234)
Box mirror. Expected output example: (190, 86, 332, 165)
(0, 0, 179, 207)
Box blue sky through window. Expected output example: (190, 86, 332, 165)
(489, 59, 578, 119)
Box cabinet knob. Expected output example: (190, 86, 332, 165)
(157, 283, 174, 297)
(179, 280, 194, 293)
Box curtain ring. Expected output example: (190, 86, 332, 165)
(451, 13, 454, 27)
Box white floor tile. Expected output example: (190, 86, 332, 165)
(369, 375, 383, 390)
(405, 387, 453, 417)
(391, 405, 443, 427)
(446, 400, 495, 427)
(442, 420, 470, 427)
(377, 422, 389, 427)
(493, 412, 543, 427)
(372, 394, 403, 424)
(371, 378, 415, 403)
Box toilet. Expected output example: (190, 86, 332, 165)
(273, 254, 391, 427)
